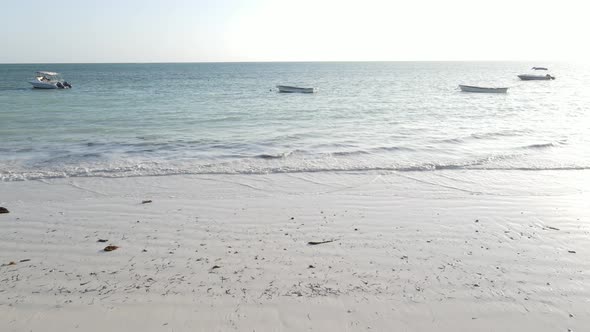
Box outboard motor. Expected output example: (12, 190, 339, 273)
(63, 81, 72, 88)
(56, 82, 64, 89)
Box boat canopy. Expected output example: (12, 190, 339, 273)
(36, 71, 59, 76)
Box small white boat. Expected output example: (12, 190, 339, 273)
(276, 85, 316, 93)
(29, 71, 72, 89)
(459, 85, 508, 93)
(517, 74, 555, 81)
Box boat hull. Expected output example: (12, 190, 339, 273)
(459, 85, 508, 93)
(29, 81, 58, 89)
(518, 74, 554, 81)
(277, 85, 315, 93)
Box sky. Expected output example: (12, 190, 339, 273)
(1, 0, 589, 63)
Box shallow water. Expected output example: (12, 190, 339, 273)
(1, 62, 589, 181)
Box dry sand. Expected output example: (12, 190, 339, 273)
(1, 171, 589, 331)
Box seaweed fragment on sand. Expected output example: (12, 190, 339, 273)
(104, 245, 119, 252)
(307, 239, 338, 246)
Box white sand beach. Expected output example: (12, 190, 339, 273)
(1, 171, 589, 331)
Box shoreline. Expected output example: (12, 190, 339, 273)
(1, 171, 588, 331)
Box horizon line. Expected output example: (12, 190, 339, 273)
(0, 59, 567, 65)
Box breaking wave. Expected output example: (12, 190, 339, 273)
(2, 156, 588, 182)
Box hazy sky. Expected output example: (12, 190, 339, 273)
(1, 0, 588, 63)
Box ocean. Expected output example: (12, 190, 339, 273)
(1, 62, 589, 181)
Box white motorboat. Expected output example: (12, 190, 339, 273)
(276, 85, 316, 93)
(517, 74, 555, 81)
(29, 71, 72, 89)
(459, 85, 508, 93)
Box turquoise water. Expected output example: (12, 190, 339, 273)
(1, 62, 589, 181)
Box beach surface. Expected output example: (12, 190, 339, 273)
(1, 171, 589, 331)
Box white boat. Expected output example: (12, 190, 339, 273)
(517, 74, 555, 81)
(459, 85, 508, 93)
(29, 71, 71, 89)
(276, 85, 316, 93)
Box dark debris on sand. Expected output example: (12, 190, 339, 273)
(103, 245, 119, 252)
(307, 239, 338, 246)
